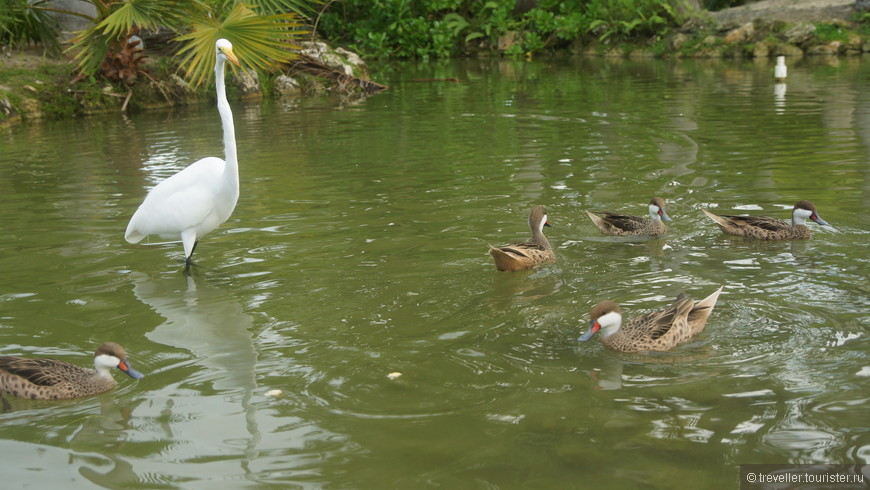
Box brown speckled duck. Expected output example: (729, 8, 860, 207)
(578, 286, 723, 352)
(586, 197, 671, 236)
(0, 342, 144, 400)
(489, 206, 556, 272)
(702, 200, 829, 240)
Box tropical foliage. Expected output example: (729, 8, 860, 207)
(176, 3, 305, 87)
(0, 0, 62, 55)
(3, 0, 311, 86)
(316, 0, 689, 59)
(71, 0, 310, 85)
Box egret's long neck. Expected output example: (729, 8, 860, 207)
(215, 57, 238, 190)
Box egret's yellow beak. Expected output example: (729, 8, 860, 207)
(221, 47, 241, 67)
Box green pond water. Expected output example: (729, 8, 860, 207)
(0, 56, 868, 489)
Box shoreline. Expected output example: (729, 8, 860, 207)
(2, 4, 867, 129)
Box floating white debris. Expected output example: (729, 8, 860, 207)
(856, 367, 870, 377)
(387, 372, 402, 380)
(486, 413, 525, 424)
(723, 258, 760, 269)
(723, 389, 774, 398)
(265, 389, 283, 397)
(831, 332, 860, 347)
(731, 419, 765, 435)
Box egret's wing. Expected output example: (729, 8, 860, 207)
(125, 158, 224, 241)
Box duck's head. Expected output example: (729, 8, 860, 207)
(578, 300, 623, 342)
(792, 200, 828, 226)
(94, 342, 144, 379)
(648, 197, 671, 222)
(529, 205, 552, 232)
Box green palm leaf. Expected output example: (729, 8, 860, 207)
(94, 0, 195, 39)
(176, 3, 306, 87)
(69, 0, 198, 76)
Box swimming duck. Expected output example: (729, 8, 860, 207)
(586, 197, 671, 236)
(489, 206, 556, 271)
(0, 342, 144, 400)
(578, 286, 723, 352)
(702, 200, 829, 240)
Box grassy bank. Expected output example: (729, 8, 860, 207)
(2, 6, 868, 128)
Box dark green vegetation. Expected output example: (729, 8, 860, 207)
(2, 0, 870, 126)
(0, 0, 61, 55)
(317, 0, 689, 59)
(0, 0, 318, 125)
(2, 0, 312, 85)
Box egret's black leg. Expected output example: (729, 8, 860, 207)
(183, 240, 199, 273)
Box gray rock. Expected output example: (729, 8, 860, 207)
(321, 53, 352, 75)
(336, 47, 364, 67)
(784, 23, 816, 44)
(808, 41, 842, 55)
(724, 22, 754, 43)
(773, 44, 805, 57)
(169, 74, 193, 93)
(274, 75, 300, 95)
(233, 69, 260, 95)
(670, 33, 690, 50)
(710, 0, 855, 29)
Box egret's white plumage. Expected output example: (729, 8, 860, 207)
(125, 39, 241, 269)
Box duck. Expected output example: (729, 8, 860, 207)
(0, 342, 144, 400)
(578, 286, 723, 352)
(586, 197, 671, 236)
(489, 205, 556, 271)
(702, 200, 829, 240)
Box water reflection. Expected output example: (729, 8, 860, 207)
(75, 398, 146, 486)
(1, 55, 869, 486)
(130, 271, 262, 480)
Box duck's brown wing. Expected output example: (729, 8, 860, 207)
(597, 213, 647, 232)
(499, 242, 547, 257)
(0, 357, 68, 386)
(719, 214, 790, 232)
(625, 296, 695, 341)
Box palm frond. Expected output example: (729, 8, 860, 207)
(68, 0, 199, 76)
(248, 0, 322, 17)
(176, 3, 307, 87)
(0, 0, 62, 55)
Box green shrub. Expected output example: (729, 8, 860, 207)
(317, 0, 685, 59)
(0, 0, 62, 55)
(814, 23, 849, 43)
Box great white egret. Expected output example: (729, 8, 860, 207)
(125, 39, 241, 270)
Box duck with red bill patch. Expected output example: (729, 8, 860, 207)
(579, 286, 723, 353)
(702, 200, 829, 240)
(0, 342, 144, 400)
(586, 197, 671, 236)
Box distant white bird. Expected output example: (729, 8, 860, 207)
(125, 39, 241, 270)
(774, 56, 787, 81)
